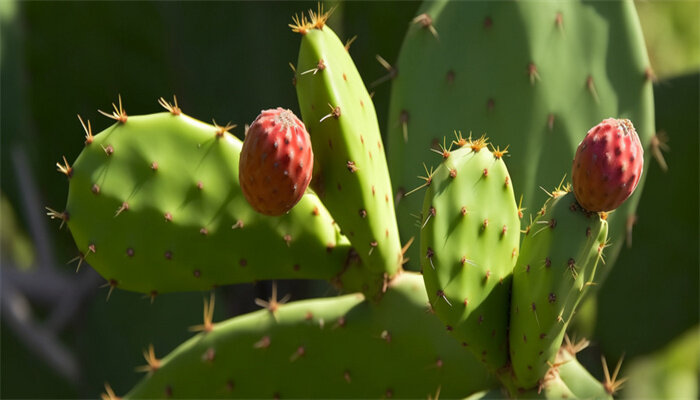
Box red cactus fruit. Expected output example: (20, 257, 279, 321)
(571, 118, 643, 212)
(239, 108, 313, 216)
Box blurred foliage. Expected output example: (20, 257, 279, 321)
(0, 1, 697, 398)
(622, 327, 699, 399)
(636, 0, 700, 78)
(1, 195, 35, 269)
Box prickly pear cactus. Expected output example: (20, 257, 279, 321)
(124, 273, 496, 399)
(509, 189, 608, 389)
(293, 9, 403, 297)
(387, 0, 655, 272)
(57, 104, 349, 294)
(420, 136, 520, 371)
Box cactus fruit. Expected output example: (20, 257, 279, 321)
(239, 108, 314, 216)
(124, 272, 496, 398)
(508, 188, 608, 389)
(420, 136, 520, 371)
(293, 8, 403, 296)
(61, 106, 349, 294)
(571, 118, 643, 212)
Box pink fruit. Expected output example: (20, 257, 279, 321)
(239, 108, 314, 216)
(571, 118, 643, 212)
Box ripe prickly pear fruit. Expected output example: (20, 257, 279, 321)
(571, 118, 643, 212)
(239, 108, 314, 216)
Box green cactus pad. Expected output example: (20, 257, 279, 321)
(420, 138, 520, 370)
(508, 190, 608, 389)
(388, 0, 654, 272)
(123, 272, 496, 398)
(64, 111, 350, 293)
(293, 12, 402, 295)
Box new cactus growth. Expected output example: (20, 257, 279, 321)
(572, 118, 644, 212)
(239, 108, 314, 216)
(508, 188, 608, 389)
(420, 136, 520, 371)
(293, 7, 403, 297)
(60, 104, 349, 294)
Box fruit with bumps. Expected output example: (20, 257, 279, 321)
(239, 108, 314, 216)
(572, 118, 643, 212)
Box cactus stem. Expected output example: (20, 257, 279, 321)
(45, 207, 69, 229)
(189, 292, 216, 333)
(77, 114, 94, 144)
(98, 94, 127, 123)
(158, 95, 181, 115)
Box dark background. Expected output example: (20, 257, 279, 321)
(1, 1, 697, 398)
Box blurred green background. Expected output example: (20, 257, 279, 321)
(1, 1, 697, 398)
